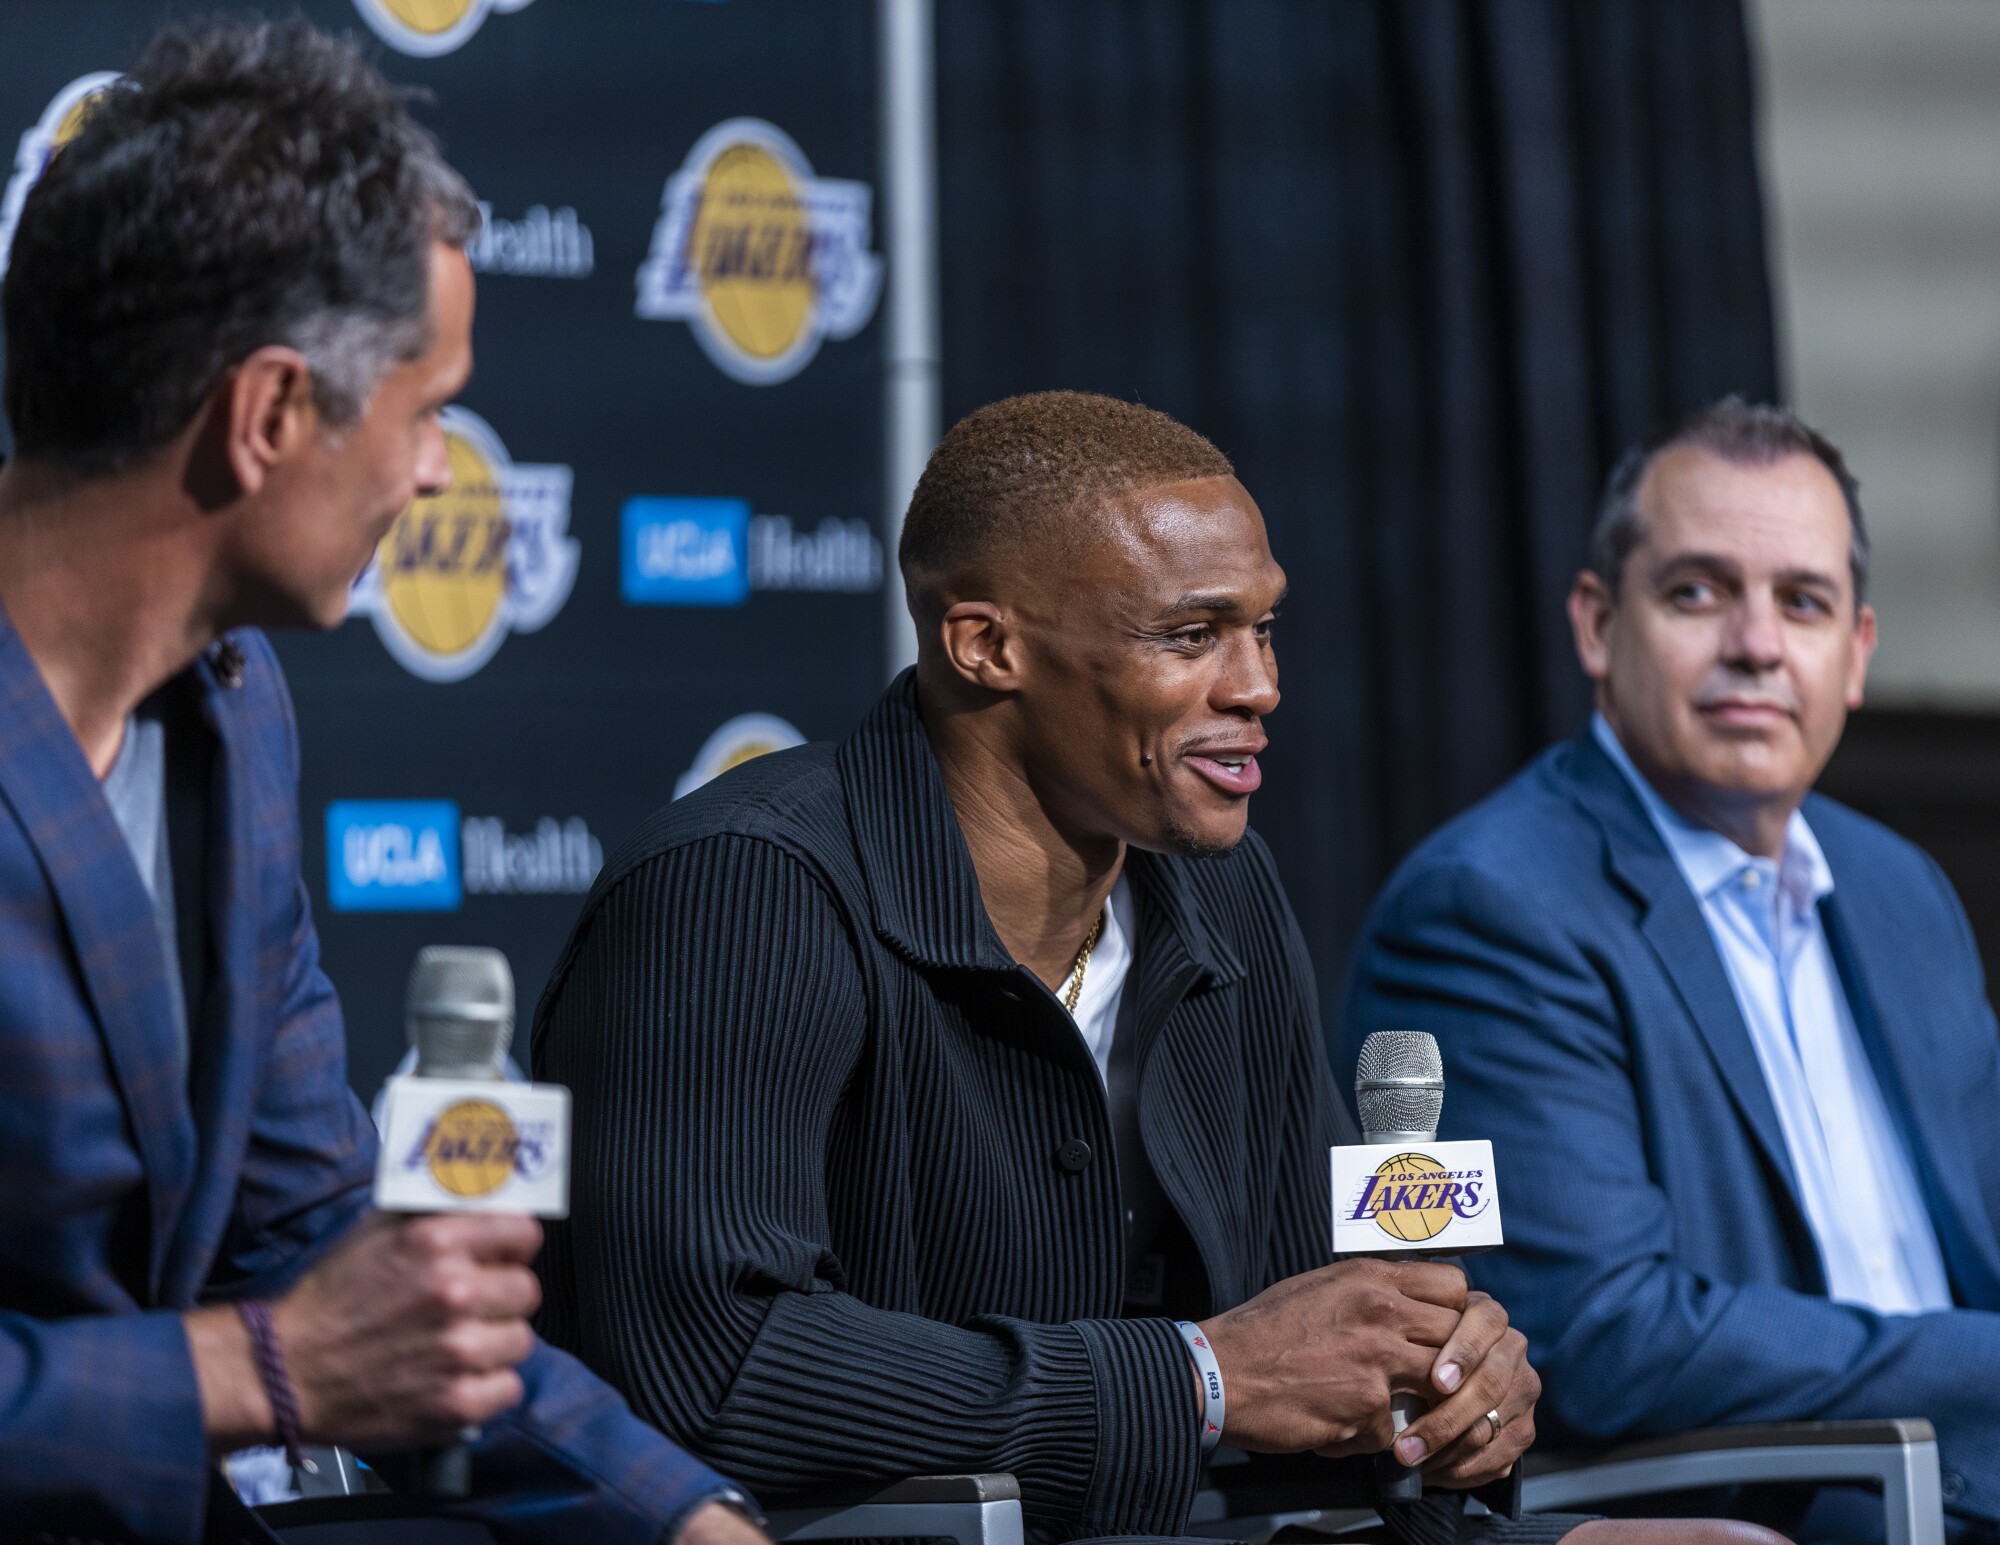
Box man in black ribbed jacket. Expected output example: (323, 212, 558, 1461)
(534, 394, 1768, 1545)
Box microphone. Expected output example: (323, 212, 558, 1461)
(1354, 1031, 1446, 1503)
(409, 945, 514, 1080)
(406, 947, 516, 1499)
(376, 947, 571, 1497)
(1355, 1030, 1444, 1146)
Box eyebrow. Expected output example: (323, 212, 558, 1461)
(1648, 552, 1842, 592)
(1158, 584, 1288, 618)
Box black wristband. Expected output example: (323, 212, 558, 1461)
(237, 1300, 316, 1476)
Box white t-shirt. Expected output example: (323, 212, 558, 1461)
(1063, 874, 1136, 1086)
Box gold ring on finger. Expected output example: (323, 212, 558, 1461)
(1484, 1409, 1503, 1440)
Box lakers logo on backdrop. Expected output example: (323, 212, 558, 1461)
(352, 0, 537, 57)
(636, 119, 882, 385)
(349, 407, 578, 682)
(0, 72, 119, 277)
(674, 713, 807, 798)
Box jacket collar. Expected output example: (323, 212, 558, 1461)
(1560, 732, 1812, 1253)
(0, 603, 199, 1300)
(835, 670, 1243, 988)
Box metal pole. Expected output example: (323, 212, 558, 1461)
(878, 0, 940, 678)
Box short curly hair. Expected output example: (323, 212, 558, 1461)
(4, 18, 477, 473)
(899, 391, 1233, 607)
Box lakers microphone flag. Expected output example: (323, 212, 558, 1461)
(1332, 1030, 1503, 1255)
(1330, 1142, 1503, 1254)
(374, 946, 571, 1217)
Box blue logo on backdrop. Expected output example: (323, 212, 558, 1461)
(621, 497, 750, 606)
(327, 800, 462, 912)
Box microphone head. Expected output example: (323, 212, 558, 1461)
(407, 945, 514, 1080)
(1355, 1030, 1444, 1142)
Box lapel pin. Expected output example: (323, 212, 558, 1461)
(210, 638, 246, 689)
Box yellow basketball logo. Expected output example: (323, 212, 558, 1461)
(637, 120, 882, 385)
(674, 713, 807, 798)
(348, 407, 578, 682)
(0, 72, 121, 278)
(691, 141, 816, 365)
(377, 429, 510, 665)
(352, 0, 537, 57)
(423, 1099, 520, 1197)
(1341, 1150, 1502, 1245)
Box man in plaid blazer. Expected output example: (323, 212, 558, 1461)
(0, 20, 761, 1545)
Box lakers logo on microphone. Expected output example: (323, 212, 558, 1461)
(636, 119, 882, 385)
(423, 1099, 520, 1197)
(352, 0, 538, 57)
(1346, 1152, 1491, 1244)
(0, 71, 120, 278)
(348, 407, 578, 682)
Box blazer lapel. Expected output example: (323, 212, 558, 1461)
(1562, 738, 1811, 1236)
(162, 652, 264, 1305)
(0, 610, 196, 1301)
(1816, 856, 2000, 1307)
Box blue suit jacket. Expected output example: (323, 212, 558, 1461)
(1342, 735, 2000, 1521)
(0, 610, 733, 1542)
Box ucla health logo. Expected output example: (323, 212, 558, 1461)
(0, 71, 120, 278)
(623, 497, 882, 605)
(636, 119, 882, 385)
(327, 801, 461, 913)
(349, 407, 578, 682)
(328, 803, 603, 912)
(352, 0, 537, 57)
(623, 498, 749, 605)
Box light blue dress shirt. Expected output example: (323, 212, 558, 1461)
(1593, 714, 1953, 1315)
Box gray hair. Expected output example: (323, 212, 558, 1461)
(1588, 396, 1871, 607)
(4, 19, 479, 472)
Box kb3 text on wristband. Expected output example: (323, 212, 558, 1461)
(1174, 1320, 1225, 1454)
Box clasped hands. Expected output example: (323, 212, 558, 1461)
(1196, 1258, 1539, 1488)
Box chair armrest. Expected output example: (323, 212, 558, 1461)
(766, 1473, 1023, 1545)
(1522, 1420, 1944, 1545)
(1526, 1419, 1936, 1473)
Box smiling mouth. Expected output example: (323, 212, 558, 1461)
(1698, 699, 1795, 724)
(1184, 750, 1264, 796)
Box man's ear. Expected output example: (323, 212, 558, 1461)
(222, 346, 318, 497)
(1846, 602, 1878, 711)
(1568, 569, 1617, 684)
(938, 600, 1024, 692)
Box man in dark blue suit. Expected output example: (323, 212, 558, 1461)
(1345, 399, 2000, 1539)
(0, 21, 761, 1543)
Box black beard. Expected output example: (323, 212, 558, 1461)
(1159, 812, 1243, 862)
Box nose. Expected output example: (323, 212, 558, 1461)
(1721, 591, 1785, 674)
(413, 417, 453, 500)
(1215, 629, 1281, 718)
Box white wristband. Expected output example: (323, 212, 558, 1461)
(1174, 1320, 1225, 1453)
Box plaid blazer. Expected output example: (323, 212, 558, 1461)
(0, 608, 730, 1543)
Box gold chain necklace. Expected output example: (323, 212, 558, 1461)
(1061, 910, 1106, 1015)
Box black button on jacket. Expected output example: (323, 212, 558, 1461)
(533, 674, 1512, 1541)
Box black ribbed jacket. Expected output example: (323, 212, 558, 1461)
(533, 675, 1528, 1542)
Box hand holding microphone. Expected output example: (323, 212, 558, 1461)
(1339, 1031, 1537, 1492)
(190, 947, 564, 1479)
(1179, 1032, 1536, 1496)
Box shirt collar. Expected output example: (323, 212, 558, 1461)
(1591, 713, 1832, 913)
(836, 669, 1244, 985)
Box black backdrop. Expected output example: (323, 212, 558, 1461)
(0, 0, 1779, 1090)
(935, 0, 1779, 1039)
(0, 0, 889, 1093)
